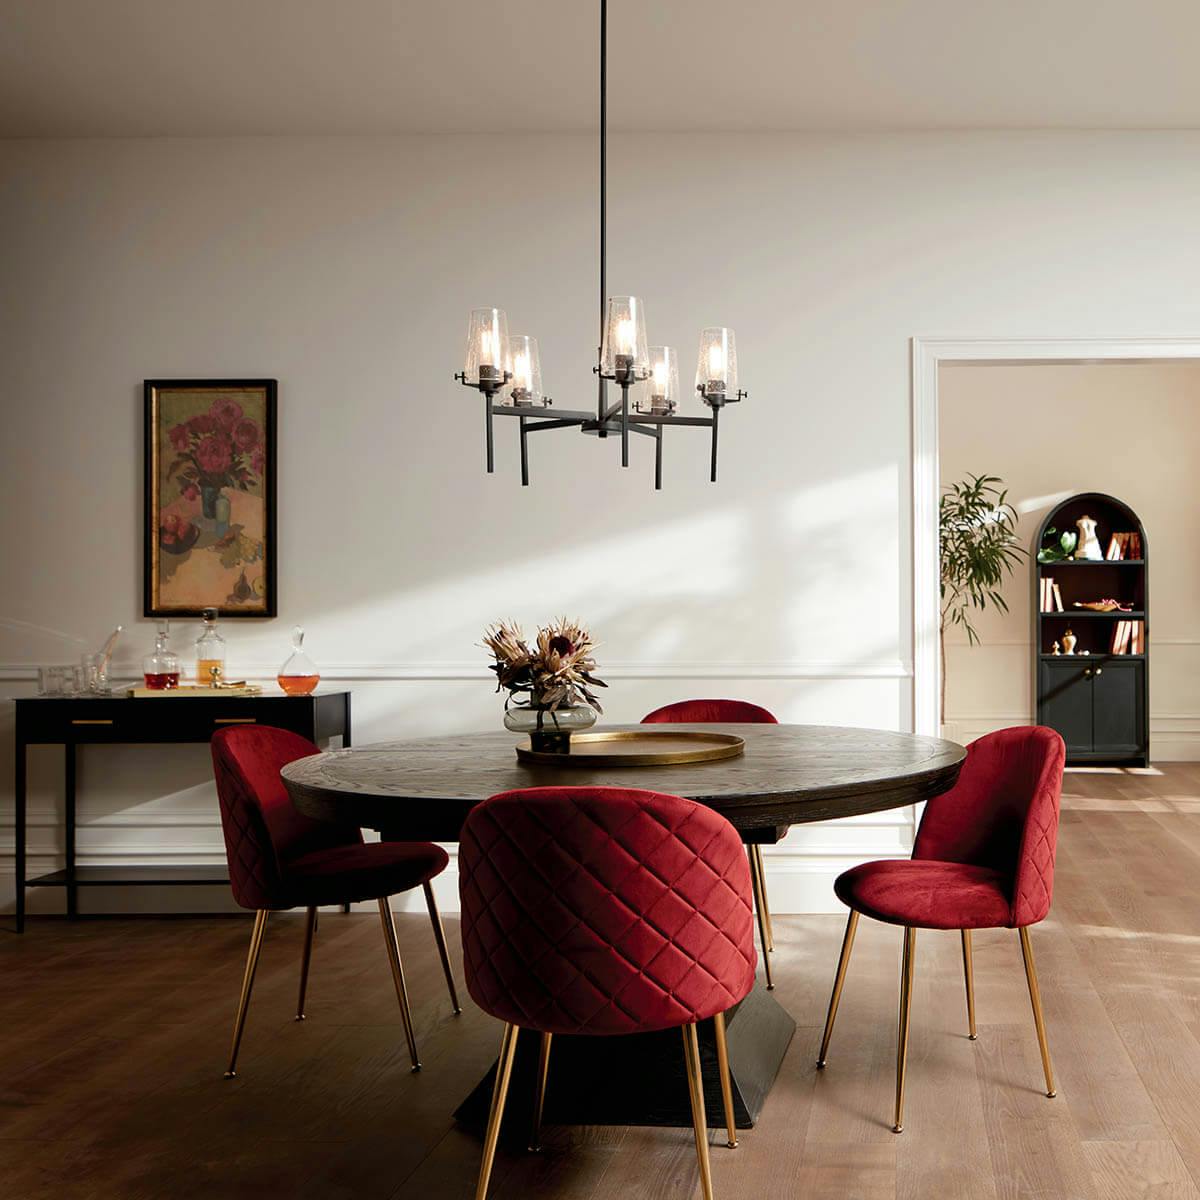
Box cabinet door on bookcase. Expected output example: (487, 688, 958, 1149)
(1039, 661, 1093, 757)
(1092, 659, 1145, 759)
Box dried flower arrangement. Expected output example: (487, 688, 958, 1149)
(483, 618, 607, 714)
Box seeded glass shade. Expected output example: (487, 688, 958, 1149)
(506, 335, 545, 406)
(637, 346, 679, 414)
(695, 327, 737, 402)
(463, 307, 510, 385)
(599, 296, 650, 380)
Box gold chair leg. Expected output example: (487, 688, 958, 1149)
(1018, 927, 1057, 1098)
(749, 849, 774, 990)
(817, 909, 859, 1067)
(713, 1011, 738, 1148)
(749, 845, 774, 952)
(296, 906, 317, 1021)
(475, 1023, 520, 1200)
(224, 909, 268, 1078)
(682, 1022, 715, 1200)
(423, 881, 462, 1015)
(893, 926, 916, 1133)
(529, 1031, 552, 1152)
(378, 898, 421, 1071)
(961, 929, 977, 1040)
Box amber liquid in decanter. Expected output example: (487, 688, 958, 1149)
(278, 626, 320, 696)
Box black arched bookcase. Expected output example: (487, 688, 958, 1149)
(1034, 493, 1148, 766)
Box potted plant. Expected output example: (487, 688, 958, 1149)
(939, 474, 1025, 726)
(483, 618, 607, 753)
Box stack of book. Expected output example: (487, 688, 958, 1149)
(1110, 620, 1145, 655)
(1105, 531, 1143, 560)
(1040, 577, 1065, 612)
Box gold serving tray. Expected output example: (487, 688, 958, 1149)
(516, 729, 745, 767)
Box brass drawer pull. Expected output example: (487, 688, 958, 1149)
(214, 717, 257, 724)
(71, 718, 114, 725)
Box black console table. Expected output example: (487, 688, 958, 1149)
(11, 690, 351, 932)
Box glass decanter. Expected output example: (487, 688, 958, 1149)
(142, 621, 180, 690)
(278, 626, 320, 695)
(195, 607, 226, 685)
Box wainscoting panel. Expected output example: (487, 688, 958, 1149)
(1, 663, 915, 916)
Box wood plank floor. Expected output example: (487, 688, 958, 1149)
(4, 764, 1200, 1199)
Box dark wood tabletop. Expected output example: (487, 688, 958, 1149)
(282, 723, 966, 842)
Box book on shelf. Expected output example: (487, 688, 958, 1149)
(1040, 577, 1065, 612)
(1106, 531, 1143, 560)
(1110, 620, 1130, 654)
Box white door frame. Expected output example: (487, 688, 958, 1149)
(911, 335, 1200, 738)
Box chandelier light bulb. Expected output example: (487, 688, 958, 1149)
(696, 326, 738, 404)
(505, 334, 544, 406)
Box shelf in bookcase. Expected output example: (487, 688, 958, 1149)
(1039, 610, 1144, 619)
(1039, 653, 1145, 660)
(1038, 560, 1144, 567)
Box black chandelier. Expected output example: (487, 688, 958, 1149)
(453, 0, 747, 490)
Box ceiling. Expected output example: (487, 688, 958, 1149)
(4, 0, 1200, 136)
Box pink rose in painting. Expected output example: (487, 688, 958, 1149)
(182, 483, 199, 501)
(233, 418, 259, 451)
(168, 424, 190, 451)
(251, 449, 264, 475)
(211, 397, 243, 428)
(195, 435, 233, 475)
(189, 413, 216, 436)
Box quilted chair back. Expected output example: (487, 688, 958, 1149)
(642, 699, 778, 725)
(459, 786, 758, 1036)
(211, 725, 361, 910)
(913, 726, 1066, 926)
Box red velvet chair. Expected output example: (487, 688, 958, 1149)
(816, 726, 1065, 1132)
(459, 786, 758, 1200)
(642, 699, 779, 989)
(211, 725, 460, 1078)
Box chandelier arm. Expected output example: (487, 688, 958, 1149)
(621, 383, 629, 467)
(485, 394, 494, 473)
(519, 415, 529, 486)
(710, 406, 720, 483)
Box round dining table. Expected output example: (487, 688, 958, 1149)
(282, 723, 965, 1135)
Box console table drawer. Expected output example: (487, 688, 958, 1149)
(16, 694, 349, 744)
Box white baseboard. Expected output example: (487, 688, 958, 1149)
(944, 711, 1200, 761)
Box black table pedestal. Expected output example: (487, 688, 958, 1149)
(453, 985, 795, 1143)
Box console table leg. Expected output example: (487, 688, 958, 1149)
(15, 739, 26, 933)
(65, 744, 77, 920)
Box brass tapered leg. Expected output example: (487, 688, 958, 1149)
(1019, 927, 1057, 1098)
(749, 849, 774, 990)
(893, 926, 916, 1133)
(224, 909, 268, 1078)
(713, 1011, 738, 1148)
(749, 845, 774, 952)
(423, 881, 462, 1015)
(475, 1023, 520, 1200)
(961, 929, 977, 1040)
(296, 906, 317, 1021)
(682, 1022, 715, 1200)
(529, 1032, 552, 1152)
(817, 909, 859, 1068)
(378, 898, 421, 1071)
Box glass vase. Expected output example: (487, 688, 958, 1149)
(503, 702, 597, 753)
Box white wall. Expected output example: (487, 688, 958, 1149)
(5, 132, 1200, 914)
(940, 361, 1200, 756)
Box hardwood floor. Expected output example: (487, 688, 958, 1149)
(4, 764, 1200, 1199)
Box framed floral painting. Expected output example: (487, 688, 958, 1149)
(144, 380, 277, 617)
